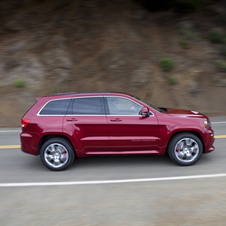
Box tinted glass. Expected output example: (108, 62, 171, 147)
(72, 97, 103, 115)
(39, 99, 71, 115)
(106, 97, 142, 115)
(132, 95, 159, 112)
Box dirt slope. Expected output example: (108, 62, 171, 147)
(0, 0, 226, 127)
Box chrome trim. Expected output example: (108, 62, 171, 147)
(174, 138, 199, 163)
(66, 115, 147, 117)
(37, 95, 155, 117)
(44, 143, 69, 168)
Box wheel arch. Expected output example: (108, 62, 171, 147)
(166, 130, 205, 154)
(37, 134, 76, 156)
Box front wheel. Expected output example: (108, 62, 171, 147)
(40, 138, 75, 171)
(168, 133, 203, 166)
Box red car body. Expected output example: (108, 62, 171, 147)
(20, 92, 215, 170)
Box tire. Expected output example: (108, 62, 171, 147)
(40, 138, 75, 171)
(168, 133, 203, 166)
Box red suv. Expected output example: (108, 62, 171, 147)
(20, 92, 215, 171)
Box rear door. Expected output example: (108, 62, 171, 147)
(63, 96, 109, 154)
(104, 96, 159, 152)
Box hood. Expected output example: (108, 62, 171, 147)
(166, 108, 205, 118)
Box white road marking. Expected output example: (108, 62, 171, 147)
(0, 129, 21, 133)
(211, 121, 226, 124)
(0, 173, 226, 187)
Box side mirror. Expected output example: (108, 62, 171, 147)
(141, 107, 149, 117)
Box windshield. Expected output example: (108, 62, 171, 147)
(132, 95, 161, 112)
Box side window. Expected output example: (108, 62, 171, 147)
(106, 97, 143, 115)
(39, 99, 71, 115)
(72, 97, 104, 115)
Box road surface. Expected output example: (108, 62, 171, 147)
(0, 117, 226, 225)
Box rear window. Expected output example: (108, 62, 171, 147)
(39, 99, 71, 115)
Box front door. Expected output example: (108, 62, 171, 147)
(105, 96, 159, 152)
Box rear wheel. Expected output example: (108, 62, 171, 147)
(40, 138, 75, 171)
(168, 133, 203, 166)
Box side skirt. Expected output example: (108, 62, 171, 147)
(85, 150, 162, 155)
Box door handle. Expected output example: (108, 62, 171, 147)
(110, 118, 122, 122)
(66, 118, 78, 122)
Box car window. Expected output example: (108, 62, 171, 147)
(106, 97, 143, 115)
(132, 95, 160, 112)
(39, 99, 71, 115)
(72, 97, 104, 115)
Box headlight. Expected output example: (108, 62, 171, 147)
(204, 119, 210, 128)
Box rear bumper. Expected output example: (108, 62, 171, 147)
(20, 132, 38, 155)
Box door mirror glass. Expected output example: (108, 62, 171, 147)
(141, 107, 149, 117)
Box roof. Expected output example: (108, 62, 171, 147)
(35, 92, 134, 102)
(47, 92, 110, 97)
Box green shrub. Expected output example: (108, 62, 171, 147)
(216, 60, 226, 71)
(179, 39, 190, 49)
(179, 26, 198, 40)
(160, 58, 174, 71)
(15, 79, 26, 88)
(209, 31, 226, 44)
(209, 31, 222, 43)
(168, 76, 178, 85)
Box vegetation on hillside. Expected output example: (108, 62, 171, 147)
(0, 0, 226, 127)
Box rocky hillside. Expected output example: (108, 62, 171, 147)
(0, 0, 226, 127)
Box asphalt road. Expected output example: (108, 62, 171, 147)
(0, 117, 226, 225)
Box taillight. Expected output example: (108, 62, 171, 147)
(21, 119, 30, 128)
